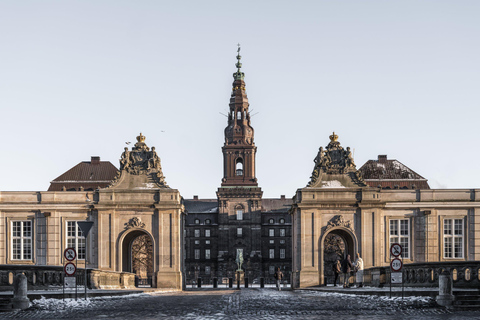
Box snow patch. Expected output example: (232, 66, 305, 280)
(321, 180, 345, 188)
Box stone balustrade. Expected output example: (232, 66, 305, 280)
(362, 262, 480, 288)
(0, 265, 135, 290)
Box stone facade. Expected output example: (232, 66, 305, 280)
(0, 134, 184, 290)
(292, 133, 480, 288)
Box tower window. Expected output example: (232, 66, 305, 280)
(236, 209, 243, 220)
(236, 159, 243, 176)
(237, 111, 242, 120)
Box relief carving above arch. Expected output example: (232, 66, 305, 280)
(325, 215, 353, 232)
(124, 217, 146, 230)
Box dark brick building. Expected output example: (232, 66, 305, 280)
(184, 49, 293, 284)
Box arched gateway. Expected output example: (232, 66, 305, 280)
(99, 133, 184, 289)
(321, 227, 357, 286)
(121, 229, 155, 286)
(291, 133, 366, 288)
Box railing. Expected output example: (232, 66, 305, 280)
(361, 262, 480, 288)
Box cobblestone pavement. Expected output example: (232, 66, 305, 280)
(1, 289, 480, 319)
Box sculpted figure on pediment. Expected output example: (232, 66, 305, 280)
(107, 133, 169, 189)
(307, 132, 367, 187)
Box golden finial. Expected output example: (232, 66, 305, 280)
(137, 132, 146, 143)
(329, 132, 338, 142)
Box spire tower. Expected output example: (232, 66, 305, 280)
(221, 45, 257, 186)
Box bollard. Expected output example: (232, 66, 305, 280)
(12, 273, 29, 310)
(197, 278, 202, 288)
(213, 277, 218, 288)
(260, 277, 264, 288)
(237, 279, 240, 290)
(229, 278, 233, 288)
(245, 278, 248, 288)
(436, 270, 454, 307)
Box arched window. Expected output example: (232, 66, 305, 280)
(205, 219, 211, 224)
(236, 158, 243, 176)
(280, 218, 285, 224)
(236, 206, 243, 220)
(237, 111, 242, 120)
(269, 218, 274, 224)
(194, 219, 200, 224)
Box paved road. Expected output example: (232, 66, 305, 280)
(1, 288, 479, 319)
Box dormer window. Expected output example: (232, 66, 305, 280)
(194, 219, 200, 224)
(236, 159, 243, 176)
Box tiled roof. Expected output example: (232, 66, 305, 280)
(261, 198, 293, 213)
(48, 157, 118, 191)
(184, 199, 218, 213)
(359, 155, 430, 189)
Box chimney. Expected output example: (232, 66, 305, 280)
(91, 156, 100, 165)
(193, 195, 199, 200)
(280, 195, 286, 200)
(378, 155, 387, 163)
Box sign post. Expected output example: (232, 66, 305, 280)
(78, 221, 94, 300)
(389, 243, 404, 299)
(63, 248, 77, 301)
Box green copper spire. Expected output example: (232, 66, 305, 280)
(233, 43, 245, 81)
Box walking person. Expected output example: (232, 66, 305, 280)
(341, 254, 352, 288)
(332, 259, 341, 286)
(354, 253, 364, 287)
(274, 268, 284, 291)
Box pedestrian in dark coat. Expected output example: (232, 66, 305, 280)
(341, 255, 352, 288)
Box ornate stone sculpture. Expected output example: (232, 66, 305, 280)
(236, 250, 244, 271)
(125, 217, 146, 229)
(108, 133, 169, 188)
(326, 215, 352, 231)
(307, 132, 366, 187)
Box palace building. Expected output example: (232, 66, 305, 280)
(1, 49, 479, 290)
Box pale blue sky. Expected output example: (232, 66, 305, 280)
(1, 1, 479, 198)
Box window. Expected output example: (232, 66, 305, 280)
(205, 219, 211, 224)
(236, 159, 243, 176)
(236, 209, 243, 220)
(269, 249, 275, 259)
(280, 218, 285, 224)
(444, 219, 464, 258)
(205, 249, 211, 259)
(269, 240, 275, 244)
(280, 229, 286, 237)
(67, 221, 85, 260)
(280, 248, 285, 259)
(269, 266, 275, 274)
(205, 266, 211, 275)
(194, 240, 200, 245)
(205, 229, 211, 237)
(389, 219, 409, 259)
(194, 229, 200, 237)
(237, 228, 243, 237)
(194, 219, 200, 224)
(205, 240, 210, 245)
(194, 249, 200, 259)
(269, 229, 275, 237)
(11, 221, 32, 260)
(280, 240, 285, 244)
(269, 219, 274, 224)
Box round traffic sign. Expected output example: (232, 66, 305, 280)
(390, 258, 403, 272)
(64, 262, 77, 276)
(390, 243, 402, 257)
(64, 248, 76, 261)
